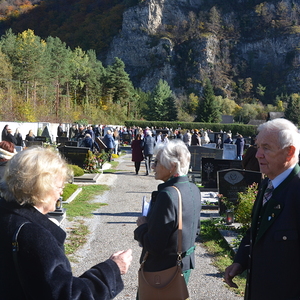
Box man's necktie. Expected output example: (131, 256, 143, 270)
(263, 179, 274, 206)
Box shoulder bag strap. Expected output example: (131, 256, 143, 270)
(12, 222, 31, 300)
(141, 186, 183, 265)
(172, 186, 183, 256)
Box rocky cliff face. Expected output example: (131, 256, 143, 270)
(106, 0, 204, 92)
(105, 0, 300, 99)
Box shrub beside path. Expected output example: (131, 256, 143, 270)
(63, 151, 243, 300)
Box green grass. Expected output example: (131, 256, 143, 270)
(64, 185, 109, 219)
(62, 183, 79, 201)
(103, 160, 119, 173)
(65, 220, 89, 256)
(200, 219, 246, 297)
(64, 184, 109, 256)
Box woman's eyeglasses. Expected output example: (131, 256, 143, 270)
(152, 159, 158, 167)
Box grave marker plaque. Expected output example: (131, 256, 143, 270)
(58, 146, 89, 168)
(217, 169, 262, 214)
(122, 133, 132, 144)
(202, 158, 243, 188)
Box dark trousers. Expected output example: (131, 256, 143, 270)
(144, 155, 152, 175)
(135, 161, 141, 174)
(105, 148, 113, 162)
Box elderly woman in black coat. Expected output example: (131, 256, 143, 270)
(134, 139, 201, 297)
(0, 147, 132, 300)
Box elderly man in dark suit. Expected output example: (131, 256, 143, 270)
(225, 118, 300, 300)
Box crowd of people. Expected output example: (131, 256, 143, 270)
(2, 118, 300, 299)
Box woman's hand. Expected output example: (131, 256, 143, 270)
(110, 249, 133, 275)
(136, 216, 147, 227)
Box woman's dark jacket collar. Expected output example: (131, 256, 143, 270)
(0, 197, 66, 243)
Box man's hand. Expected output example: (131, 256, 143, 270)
(224, 263, 243, 288)
(110, 249, 133, 275)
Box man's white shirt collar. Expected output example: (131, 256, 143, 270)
(271, 164, 296, 189)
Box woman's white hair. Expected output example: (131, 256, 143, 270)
(258, 118, 300, 155)
(154, 139, 190, 175)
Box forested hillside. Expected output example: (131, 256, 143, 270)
(0, 0, 137, 53)
(1, 0, 300, 125)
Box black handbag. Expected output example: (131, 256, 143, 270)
(138, 186, 190, 300)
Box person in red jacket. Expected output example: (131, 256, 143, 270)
(131, 134, 144, 175)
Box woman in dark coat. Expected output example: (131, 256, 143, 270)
(14, 127, 23, 146)
(25, 129, 35, 142)
(131, 134, 144, 175)
(134, 139, 202, 297)
(0, 147, 132, 300)
(2, 126, 17, 145)
(1, 124, 9, 141)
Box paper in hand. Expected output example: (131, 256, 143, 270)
(142, 196, 151, 216)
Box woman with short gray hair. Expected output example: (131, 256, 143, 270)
(154, 138, 191, 176)
(134, 139, 201, 297)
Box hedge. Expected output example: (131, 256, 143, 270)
(124, 120, 258, 137)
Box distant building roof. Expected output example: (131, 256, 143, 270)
(221, 115, 234, 124)
(247, 119, 265, 126)
(267, 112, 284, 120)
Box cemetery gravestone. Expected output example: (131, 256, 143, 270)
(58, 146, 89, 168)
(56, 137, 69, 146)
(202, 158, 243, 188)
(122, 133, 132, 145)
(65, 141, 79, 147)
(202, 143, 216, 148)
(95, 137, 107, 150)
(223, 143, 237, 160)
(188, 146, 223, 172)
(218, 169, 262, 214)
(25, 136, 46, 147)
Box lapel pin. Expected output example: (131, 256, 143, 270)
(274, 204, 281, 209)
(268, 216, 272, 221)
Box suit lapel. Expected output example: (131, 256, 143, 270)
(254, 164, 300, 244)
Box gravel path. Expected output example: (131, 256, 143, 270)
(62, 151, 243, 300)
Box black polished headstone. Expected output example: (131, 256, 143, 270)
(202, 158, 243, 188)
(56, 136, 69, 146)
(122, 133, 132, 144)
(217, 169, 262, 214)
(35, 136, 46, 142)
(65, 141, 79, 147)
(58, 146, 89, 168)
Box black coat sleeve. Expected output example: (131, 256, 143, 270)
(17, 223, 123, 300)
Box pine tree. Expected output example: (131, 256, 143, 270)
(164, 95, 178, 121)
(104, 57, 133, 105)
(146, 79, 172, 121)
(195, 79, 221, 123)
(285, 94, 300, 125)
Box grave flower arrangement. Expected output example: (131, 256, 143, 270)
(83, 150, 109, 173)
(235, 182, 258, 229)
